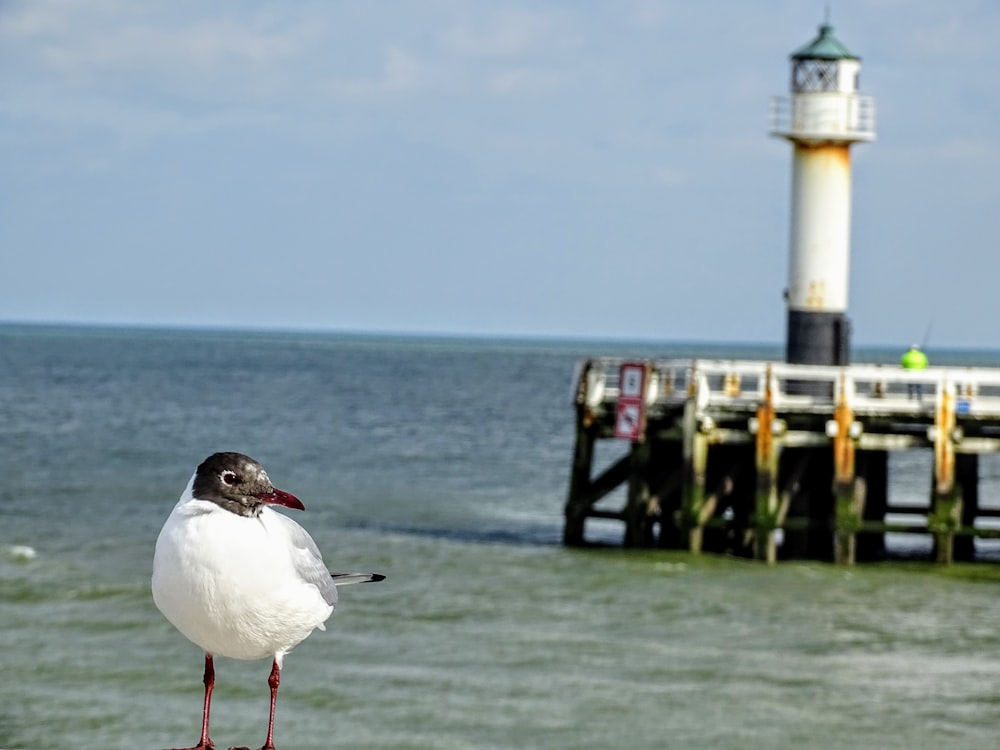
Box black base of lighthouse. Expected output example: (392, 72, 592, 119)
(785, 310, 851, 397)
(785, 309, 851, 366)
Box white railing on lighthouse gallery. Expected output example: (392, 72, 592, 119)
(769, 94, 876, 142)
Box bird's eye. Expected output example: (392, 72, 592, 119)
(221, 471, 238, 486)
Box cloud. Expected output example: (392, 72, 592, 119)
(0, 0, 332, 148)
(2, 1, 319, 96)
(653, 166, 687, 187)
(328, 47, 438, 99)
(442, 10, 572, 58)
(37, 20, 305, 76)
(0, 0, 95, 38)
(489, 67, 565, 95)
(905, 12, 997, 61)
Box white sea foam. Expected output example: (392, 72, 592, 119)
(6, 545, 37, 562)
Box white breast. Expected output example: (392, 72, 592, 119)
(152, 492, 334, 662)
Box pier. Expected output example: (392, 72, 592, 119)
(563, 358, 1000, 564)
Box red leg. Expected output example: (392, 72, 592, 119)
(260, 659, 281, 750)
(169, 653, 215, 750)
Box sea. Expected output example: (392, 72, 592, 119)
(3, 323, 1000, 750)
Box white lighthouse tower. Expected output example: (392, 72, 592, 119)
(770, 22, 875, 366)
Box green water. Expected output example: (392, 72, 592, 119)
(6, 536, 1000, 749)
(3, 326, 1000, 749)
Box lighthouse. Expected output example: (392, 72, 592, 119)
(770, 23, 875, 366)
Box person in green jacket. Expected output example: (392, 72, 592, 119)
(901, 344, 928, 399)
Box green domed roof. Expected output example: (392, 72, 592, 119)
(791, 24, 858, 61)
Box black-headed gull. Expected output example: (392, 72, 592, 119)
(152, 452, 384, 750)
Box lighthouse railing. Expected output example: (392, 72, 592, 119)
(769, 94, 875, 142)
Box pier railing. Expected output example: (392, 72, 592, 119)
(576, 358, 1000, 421)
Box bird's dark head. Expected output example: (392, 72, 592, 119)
(192, 452, 305, 517)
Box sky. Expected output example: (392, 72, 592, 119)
(3, 1, 999, 348)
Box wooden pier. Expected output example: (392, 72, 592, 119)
(563, 358, 1000, 564)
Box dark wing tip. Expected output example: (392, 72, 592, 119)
(330, 572, 387, 585)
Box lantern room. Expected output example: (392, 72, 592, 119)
(791, 24, 860, 94)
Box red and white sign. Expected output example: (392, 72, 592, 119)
(614, 362, 648, 441)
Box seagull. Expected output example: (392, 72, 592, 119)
(152, 452, 385, 750)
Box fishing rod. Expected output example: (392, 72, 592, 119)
(920, 320, 933, 350)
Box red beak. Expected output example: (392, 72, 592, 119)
(258, 488, 305, 511)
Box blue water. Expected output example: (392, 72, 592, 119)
(3, 324, 1000, 750)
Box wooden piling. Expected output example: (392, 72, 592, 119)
(563, 421, 596, 547)
(931, 382, 960, 563)
(954, 453, 979, 562)
(624, 441, 653, 548)
(681, 399, 710, 553)
(753, 368, 781, 563)
(832, 376, 862, 565)
(856, 450, 888, 562)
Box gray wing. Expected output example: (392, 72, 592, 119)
(271, 512, 338, 606)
